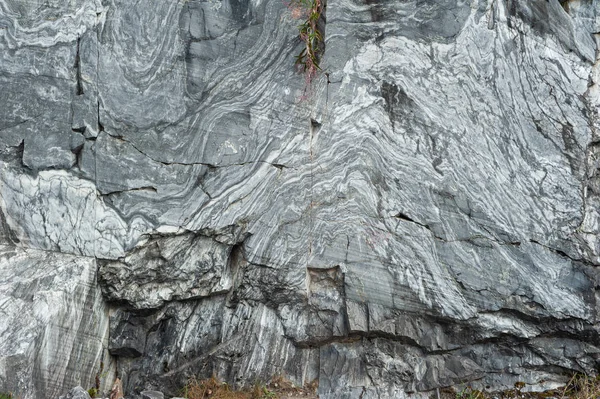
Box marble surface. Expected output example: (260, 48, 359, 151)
(1, 0, 600, 397)
(0, 245, 115, 399)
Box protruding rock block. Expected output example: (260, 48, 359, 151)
(0, 246, 113, 399)
(99, 233, 233, 309)
(58, 386, 92, 399)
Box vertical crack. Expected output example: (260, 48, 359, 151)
(74, 37, 84, 96)
(97, 101, 104, 133)
(15, 140, 25, 169)
(71, 139, 84, 170)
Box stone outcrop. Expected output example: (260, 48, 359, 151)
(59, 387, 93, 399)
(1, 0, 600, 398)
(0, 245, 114, 398)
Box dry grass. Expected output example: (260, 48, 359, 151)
(183, 377, 252, 399)
(448, 375, 600, 399)
(181, 376, 317, 399)
(181, 374, 600, 399)
(558, 374, 600, 399)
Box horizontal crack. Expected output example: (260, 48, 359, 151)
(393, 212, 446, 241)
(101, 186, 158, 196)
(528, 239, 583, 263)
(392, 213, 591, 263)
(104, 132, 289, 170)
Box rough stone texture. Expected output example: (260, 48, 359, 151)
(58, 386, 93, 399)
(0, 245, 115, 399)
(109, 377, 124, 399)
(98, 232, 234, 309)
(1, 0, 600, 398)
(140, 391, 165, 399)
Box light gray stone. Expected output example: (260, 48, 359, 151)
(0, 245, 115, 399)
(140, 391, 164, 399)
(58, 386, 92, 399)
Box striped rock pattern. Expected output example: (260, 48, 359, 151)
(1, 0, 600, 398)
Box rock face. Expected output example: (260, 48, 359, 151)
(59, 386, 93, 399)
(0, 245, 114, 398)
(1, 0, 600, 398)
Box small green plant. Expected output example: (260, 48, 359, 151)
(87, 360, 103, 398)
(287, 0, 324, 85)
(0, 393, 13, 399)
(251, 384, 276, 399)
(455, 387, 484, 399)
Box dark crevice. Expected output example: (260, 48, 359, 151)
(71, 141, 84, 169)
(393, 212, 445, 241)
(345, 235, 350, 263)
(528, 239, 582, 263)
(392, 213, 586, 262)
(394, 212, 419, 224)
(194, 173, 212, 199)
(15, 140, 26, 168)
(104, 132, 288, 170)
(74, 37, 84, 96)
(101, 186, 158, 196)
(97, 101, 104, 132)
(225, 240, 247, 308)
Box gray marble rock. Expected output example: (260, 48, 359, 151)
(58, 386, 92, 399)
(0, 245, 115, 399)
(98, 232, 234, 309)
(1, 0, 600, 397)
(140, 391, 164, 399)
(108, 296, 318, 397)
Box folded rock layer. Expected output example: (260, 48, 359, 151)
(1, 0, 600, 398)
